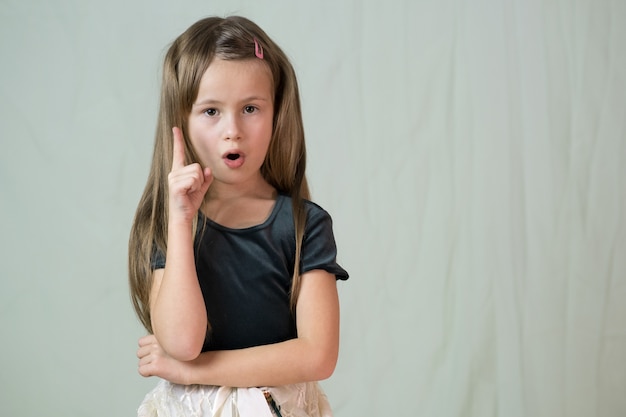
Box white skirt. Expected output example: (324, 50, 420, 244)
(137, 379, 333, 417)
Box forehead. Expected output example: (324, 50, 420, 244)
(195, 58, 273, 102)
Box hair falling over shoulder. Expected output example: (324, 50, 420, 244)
(128, 16, 310, 332)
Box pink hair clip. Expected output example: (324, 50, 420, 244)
(254, 38, 264, 59)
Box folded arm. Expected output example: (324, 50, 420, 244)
(138, 269, 340, 387)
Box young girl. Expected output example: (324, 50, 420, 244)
(128, 16, 348, 417)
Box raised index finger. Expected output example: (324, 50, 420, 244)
(171, 127, 186, 170)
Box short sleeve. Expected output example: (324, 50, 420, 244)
(301, 204, 349, 280)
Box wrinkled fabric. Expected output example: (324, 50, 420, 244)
(137, 380, 333, 417)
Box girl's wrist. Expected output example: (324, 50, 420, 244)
(168, 215, 195, 230)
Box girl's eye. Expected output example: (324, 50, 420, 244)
(204, 108, 217, 116)
(244, 106, 256, 114)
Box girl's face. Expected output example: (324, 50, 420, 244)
(187, 58, 274, 190)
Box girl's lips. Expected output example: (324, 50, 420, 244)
(222, 150, 245, 168)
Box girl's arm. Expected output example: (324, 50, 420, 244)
(149, 128, 212, 361)
(138, 269, 340, 386)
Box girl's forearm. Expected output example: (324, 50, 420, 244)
(151, 219, 207, 361)
(184, 337, 338, 387)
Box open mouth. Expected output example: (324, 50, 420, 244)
(223, 151, 245, 168)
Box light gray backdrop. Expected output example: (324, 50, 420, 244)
(1, 0, 625, 416)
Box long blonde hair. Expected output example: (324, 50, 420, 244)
(128, 16, 309, 333)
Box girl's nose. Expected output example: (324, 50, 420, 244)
(224, 114, 241, 140)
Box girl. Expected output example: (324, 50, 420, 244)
(128, 16, 348, 417)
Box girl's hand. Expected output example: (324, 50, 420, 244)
(137, 334, 190, 385)
(168, 127, 212, 223)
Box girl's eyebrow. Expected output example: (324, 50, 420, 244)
(193, 96, 270, 107)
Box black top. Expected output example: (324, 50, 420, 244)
(152, 194, 348, 351)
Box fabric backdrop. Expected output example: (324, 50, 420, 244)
(1, 0, 624, 416)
